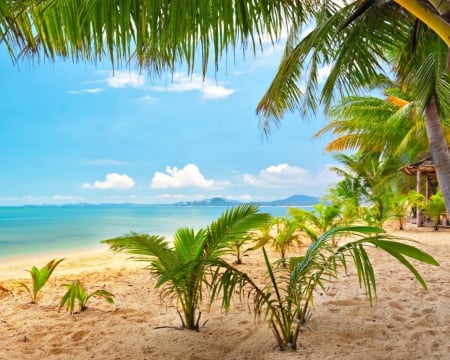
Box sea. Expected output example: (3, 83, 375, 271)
(0, 205, 292, 259)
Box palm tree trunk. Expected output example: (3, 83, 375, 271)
(394, 0, 450, 46)
(424, 94, 450, 216)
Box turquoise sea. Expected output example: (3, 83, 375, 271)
(0, 205, 292, 259)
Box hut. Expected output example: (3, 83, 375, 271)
(400, 148, 449, 227)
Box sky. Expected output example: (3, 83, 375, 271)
(0, 41, 340, 206)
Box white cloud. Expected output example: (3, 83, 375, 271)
(140, 95, 157, 103)
(106, 71, 146, 88)
(318, 64, 333, 83)
(151, 73, 235, 99)
(52, 195, 83, 202)
(151, 164, 215, 189)
(69, 88, 104, 94)
(82, 173, 135, 190)
(243, 163, 339, 189)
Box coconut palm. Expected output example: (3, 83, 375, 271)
(328, 152, 405, 226)
(102, 203, 271, 331)
(256, 2, 450, 215)
(315, 84, 450, 164)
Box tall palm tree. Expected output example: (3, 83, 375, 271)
(256, 2, 450, 215)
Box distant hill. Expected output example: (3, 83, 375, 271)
(256, 194, 320, 206)
(172, 197, 242, 206)
(173, 195, 319, 207)
(21, 195, 320, 208)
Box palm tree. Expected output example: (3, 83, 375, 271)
(256, 2, 450, 216)
(394, 0, 450, 46)
(329, 152, 404, 226)
(315, 84, 450, 163)
(102, 203, 271, 331)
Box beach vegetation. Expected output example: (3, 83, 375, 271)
(256, 3, 450, 216)
(59, 280, 114, 315)
(330, 153, 404, 227)
(251, 217, 302, 267)
(226, 234, 253, 265)
(388, 190, 425, 230)
(105, 203, 439, 350)
(211, 224, 439, 351)
(424, 191, 447, 231)
(102, 203, 271, 331)
(289, 203, 342, 245)
(16, 258, 64, 304)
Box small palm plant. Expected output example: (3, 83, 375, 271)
(16, 258, 64, 304)
(289, 203, 342, 245)
(226, 234, 253, 265)
(211, 226, 439, 351)
(59, 280, 115, 315)
(424, 191, 446, 231)
(102, 204, 271, 331)
(252, 217, 302, 267)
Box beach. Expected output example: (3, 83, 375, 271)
(0, 222, 449, 359)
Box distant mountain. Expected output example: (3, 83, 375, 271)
(172, 197, 242, 206)
(172, 195, 319, 207)
(256, 194, 320, 206)
(20, 195, 320, 208)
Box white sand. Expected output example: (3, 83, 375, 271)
(0, 222, 449, 359)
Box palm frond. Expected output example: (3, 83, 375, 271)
(102, 232, 178, 273)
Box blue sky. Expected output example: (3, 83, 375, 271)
(0, 41, 339, 206)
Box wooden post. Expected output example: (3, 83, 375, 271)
(417, 169, 422, 227)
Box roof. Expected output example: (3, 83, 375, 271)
(400, 147, 450, 176)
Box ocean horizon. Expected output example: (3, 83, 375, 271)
(0, 204, 297, 259)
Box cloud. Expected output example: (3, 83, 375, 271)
(69, 88, 104, 94)
(317, 64, 333, 83)
(106, 71, 146, 88)
(243, 163, 339, 189)
(82, 173, 135, 190)
(151, 164, 215, 189)
(140, 95, 157, 103)
(52, 195, 83, 202)
(151, 73, 235, 99)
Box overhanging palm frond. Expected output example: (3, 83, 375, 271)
(1, 0, 298, 76)
(339, 236, 440, 292)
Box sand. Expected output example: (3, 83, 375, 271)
(0, 222, 449, 359)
